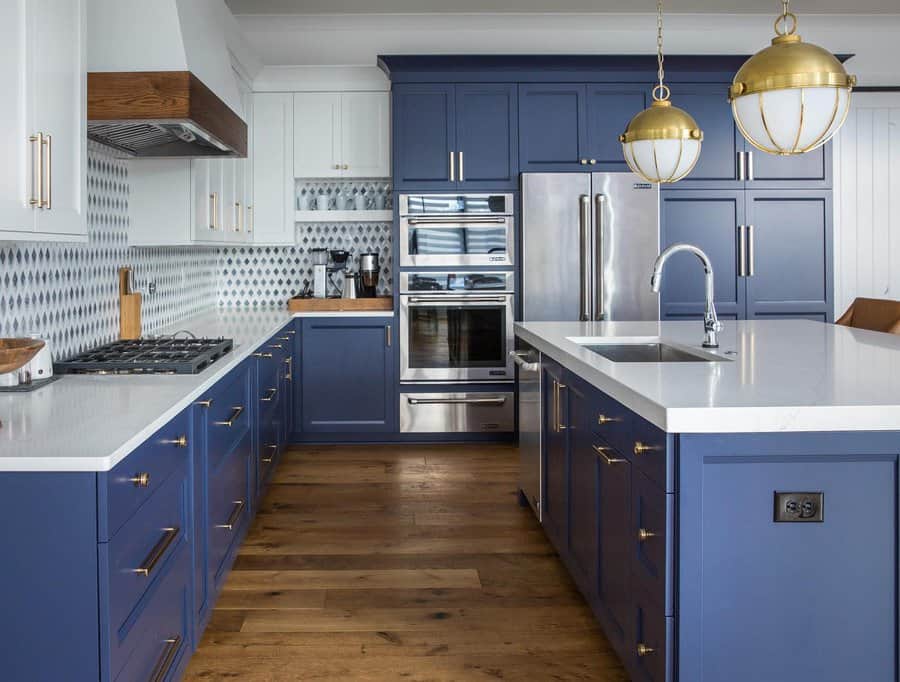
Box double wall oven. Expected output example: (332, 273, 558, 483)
(398, 193, 516, 434)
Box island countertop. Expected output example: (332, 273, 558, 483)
(514, 319, 900, 434)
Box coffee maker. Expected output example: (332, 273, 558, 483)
(358, 253, 379, 298)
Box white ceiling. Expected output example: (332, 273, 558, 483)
(225, 0, 900, 14)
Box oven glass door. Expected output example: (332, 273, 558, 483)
(401, 297, 513, 382)
(400, 219, 514, 267)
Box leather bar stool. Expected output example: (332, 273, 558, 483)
(835, 297, 900, 335)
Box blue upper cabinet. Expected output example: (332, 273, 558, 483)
(744, 141, 832, 188)
(660, 190, 746, 320)
(519, 83, 587, 171)
(744, 190, 833, 321)
(393, 83, 517, 190)
(300, 317, 396, 433)
(393, 84, 456, 190)
(455, 83, 519, 189)
(584, 84, 648, 170)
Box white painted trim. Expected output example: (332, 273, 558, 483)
(254, 65, 390, 92)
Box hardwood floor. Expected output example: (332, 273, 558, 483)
(185, 444, 629, 681)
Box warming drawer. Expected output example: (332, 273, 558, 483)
(400, 392, 514, 433)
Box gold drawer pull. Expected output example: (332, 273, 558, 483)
(277, 336, 291, 341)
(215, 405, 245, 427)
(159, 435, 188, 448)
(637, 643, 655, 657)
(29, 133, 43, 206)
(133, 527, 180, 577)
(253, 352, 273, 359)
(150, 634, 182, 682)
(284, 357, 293, 381)
(633, 441, 660, 455)
(283, 330, 296, 335)
(195, 398, 212, 408)
(261, 387, 278, 402)
(130, 472, 150, 488)
(268, 344, 284, 349)
(217, 500, 245, 531)
(638, 528, 657, 542)
(597, 414, 623, 425)
(262, 444, 278, 463)
(592, 444, 625, 465)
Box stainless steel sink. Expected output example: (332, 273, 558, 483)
(580, 342, 720, 363)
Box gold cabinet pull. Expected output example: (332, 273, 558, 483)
(342, 163, 349, 170)
(637, 643, 655, 657)
(253, 352, 274, 359)
(215, 405, 245, 427)
(261, 387, 278, 402)
(29, 133, 43, 206)
(234, 201, 242, 232)
(277, 336, 292, 342)
(150, 634, 182, 682)
(261, 444, 278, 463)
(284, 357, 293, 381)
(458, 151, 464, 181)
(194, 398, 213, 408)
(449, 151, 456, 182)
(216, 500, 245, 530)
(283, 330, 296, 335)
(268, 344, 284, 349)
(638, 528, 657, 542)
(333, 164, 341, 170)
(133, 527, 180, 577)
(554, 381, 567, 432)
(597, 414, 622, 425)
(159, 435, 188, 448)
(209, 192, 219, 230)
(129, 472, 151, 488)
(592, 444, 625, 465)
(42, 134, 51, 209)
(633, 441, 659, 455)
(386, 324, 392, 347)
(247, 205, 253, 233)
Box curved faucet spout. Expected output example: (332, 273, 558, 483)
(650, 243, 722, 348)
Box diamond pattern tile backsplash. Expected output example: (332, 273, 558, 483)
(0, 145, 394, 359)
(0, 143, 219, 360)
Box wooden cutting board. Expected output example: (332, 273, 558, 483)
(287, 296, 393, 313)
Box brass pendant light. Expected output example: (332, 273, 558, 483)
(729, 0, 856, 155)
(620, 0, 704, 184)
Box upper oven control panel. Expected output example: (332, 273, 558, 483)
(400, 272, 514, 294)
(399, 194, 514, 216)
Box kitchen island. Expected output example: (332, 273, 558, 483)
(514, 319, 900, 682)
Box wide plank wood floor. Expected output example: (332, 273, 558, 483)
(185, 444, 629, 681)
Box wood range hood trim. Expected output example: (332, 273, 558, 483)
(87, 71, 247, 158)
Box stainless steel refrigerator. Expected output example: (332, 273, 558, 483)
(521, 172, 660, 321)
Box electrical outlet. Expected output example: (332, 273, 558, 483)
(774, 491, 824, 522)
(147, 281, 157, 296)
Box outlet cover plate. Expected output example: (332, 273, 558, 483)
(774, 491, 824, 522)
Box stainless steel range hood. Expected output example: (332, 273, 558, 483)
(86, 0, 247, 158)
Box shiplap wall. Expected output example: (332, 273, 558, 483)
(833, 92, 900, 317)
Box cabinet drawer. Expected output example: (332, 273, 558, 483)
(204, 363, 251, 471)
(258, 416, 280, 493)
(631, 413, 672, 491)
(103, 409, 191, 540)
(400, 392, 514, 433)
(112, 541, 191, 682)
(630, 470, 674, 616)
(208, 431, 251, 585)
(591, 390, 633, 456)
(629, 590, 673, 682)
(106, 461, 190, 643)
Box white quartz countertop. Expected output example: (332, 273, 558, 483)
(0, 307, 394, 472)
(515, 319, 900, 434)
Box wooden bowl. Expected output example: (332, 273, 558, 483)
(0, 338, 45, 375)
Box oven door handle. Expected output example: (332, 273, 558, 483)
(406, 296, 508, 304)
(407, 217, 507, 225)
(407, 396, 507, 406)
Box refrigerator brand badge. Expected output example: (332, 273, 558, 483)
(633, 183, 653, 190)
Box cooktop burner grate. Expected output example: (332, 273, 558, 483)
(54, 338, 234, 375)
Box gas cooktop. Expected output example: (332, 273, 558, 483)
(54, 337, 233, 375)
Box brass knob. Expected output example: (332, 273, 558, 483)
(638, 528, 657, 542)
(597, 414, 621, 425)
(634, 441, 656, 455)
(637, 643, 655, 657)
(130, 472, 150, 488)
(342, 164, 349, 170)
(580, 159, 588, 165)
(160, 435, 188, 448)
(194, 399, 212, 408)
(590, 159, 597, 165)
(333, 164, 340, 170)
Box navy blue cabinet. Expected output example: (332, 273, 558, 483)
(672, 85, 743, 187)
(393, 83, 517, 190)
(519, 83, 587, 171)
(300, 317, 396, 433)
(567, 377, 598, 595)
(541, 356, 568, 549)
(585, 84, 648, 170)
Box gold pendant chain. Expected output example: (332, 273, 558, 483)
(656, 0, 664, 92)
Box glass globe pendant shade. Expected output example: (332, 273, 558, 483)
(729, 11, 856, 155)
(620, 93, 704, 184)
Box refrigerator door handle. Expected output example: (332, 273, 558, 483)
(579, 195, 591, 321)
(594, 194, 606, 321)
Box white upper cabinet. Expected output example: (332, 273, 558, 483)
(252, 93, 295, 245)
(0, 0, 86, 241)
(294, 92, 390, 179)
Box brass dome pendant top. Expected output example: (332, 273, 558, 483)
(619, 1, 704, 184)
(729, 1, 856, 155)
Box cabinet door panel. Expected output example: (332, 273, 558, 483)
(568, 379, 598, 597)
(456, 83, 518, 189)
(745, 191, 832, 320)
(746, 142, 831, 188)
(659, 190, 746, 319)
(673, 85, 742, 188)
(294, 92, 341, 178)
(393, 84, 455, 189)
(541, 359, 569, 549)
(32, 0, 85, 236)
(341, 92, 390, 178)
(252, 93, 294, 245)
(585, 85, 648, 170)
(301, 318, 395, 432)
(597, 439, 632, 650)
(519, 84, 587, 171)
